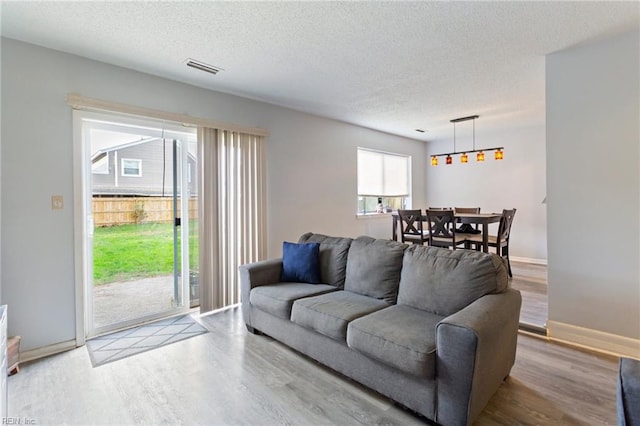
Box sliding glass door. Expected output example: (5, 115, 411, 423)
(80, 112, 197, 337)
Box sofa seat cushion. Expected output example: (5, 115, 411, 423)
(291, 290, 390, 341)
(250, 283, 338, 319)
(346, 305, 443, 378)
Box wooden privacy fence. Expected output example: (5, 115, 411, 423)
(93, 197, 198, 227)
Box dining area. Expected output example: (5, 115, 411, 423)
(391, 207, 516, 276)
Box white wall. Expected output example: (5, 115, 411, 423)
(425, 119, 547, 262)
(266, 111, 427, 256)
(546, 31, 640, 346)
(0, 34, 2, 305)
(0, 38, 426, 352)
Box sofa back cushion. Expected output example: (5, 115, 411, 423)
(298, 233, 353, 288)
(397, 245, 508, 316)
(344, 236, 408, 303)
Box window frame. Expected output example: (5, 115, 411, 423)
(121, 158, 142, 177)
(356, 147, 411, 215)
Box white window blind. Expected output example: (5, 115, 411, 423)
(357, 148, 409, 197)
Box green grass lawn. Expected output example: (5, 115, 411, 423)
(93, 222, 198, 285)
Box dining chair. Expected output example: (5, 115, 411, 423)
(467, 208, 517, 277)
(454, 207, 480, 214)
(397, 209, 429, 245)
(454, 207, 481, 233)
(425, 209, 467, 249)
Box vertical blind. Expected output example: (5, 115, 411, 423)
(357, 148, 410, 197)
(198, 127, 266, 314)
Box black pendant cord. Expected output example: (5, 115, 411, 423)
(453, 122, 456, 153)
(431, 115, 503, 159)
(472, 118, 475, 151)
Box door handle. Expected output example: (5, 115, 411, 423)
(174, 217, 181, 227)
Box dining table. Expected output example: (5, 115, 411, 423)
(391, 212, 502, 253)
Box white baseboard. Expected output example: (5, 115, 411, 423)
(511, 256, 547, 265)
(20, 339, 77, 363)
(547, 320, 640, 359)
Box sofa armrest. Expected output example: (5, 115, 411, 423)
(435, 288, 522, 426)
(239, 258, 283, 329)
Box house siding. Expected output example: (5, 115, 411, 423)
(93, 139, 197, 196)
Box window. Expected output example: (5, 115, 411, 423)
(122, 158, 142, 177)
(357, 148, 410, 214)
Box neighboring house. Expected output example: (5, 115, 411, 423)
(91, 138, 197, 197)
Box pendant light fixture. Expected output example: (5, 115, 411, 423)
(430, 115, 504, 166)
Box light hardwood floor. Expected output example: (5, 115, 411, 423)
(9, 306, 618, 425)
(511, 261, 548, 329)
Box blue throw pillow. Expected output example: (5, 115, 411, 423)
(281, 241, 321, 284)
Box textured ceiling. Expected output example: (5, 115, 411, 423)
(1, 1, 638, 142)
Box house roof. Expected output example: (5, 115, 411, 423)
(1, 2, 638, 142)
(91, 138, 198, 164)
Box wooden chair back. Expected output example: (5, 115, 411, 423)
(454, 207, 480, 214)
(454, 207, 481, 232)
(497, 209, 517, 246)
(397, 209, 427, 244)
(426, 209, 457, 248)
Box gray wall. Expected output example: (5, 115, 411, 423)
(546, 30, 640, 340)
(1, 38, 426, 352)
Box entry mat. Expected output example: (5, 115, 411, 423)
(86, 314, 208, 367)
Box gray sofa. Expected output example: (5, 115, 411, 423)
(240, 233, 522, 426)
(618, 357, 640, 426)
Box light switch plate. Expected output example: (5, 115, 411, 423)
(51, 195, 63, 210)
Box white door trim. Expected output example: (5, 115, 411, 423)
(73, 109, 88, 347)
(72, 110, 196, 343)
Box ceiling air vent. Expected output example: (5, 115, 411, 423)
(185, 58, 223, 75)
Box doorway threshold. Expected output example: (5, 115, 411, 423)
(519, 322, 547, 336)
